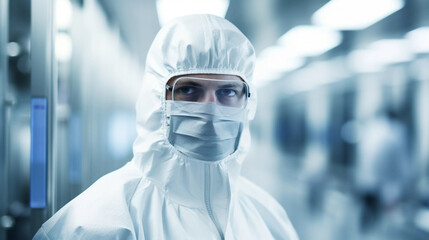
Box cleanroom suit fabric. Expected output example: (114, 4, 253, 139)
(33, 14, 299, 240)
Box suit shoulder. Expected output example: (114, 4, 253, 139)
(36, 162, 144, 239)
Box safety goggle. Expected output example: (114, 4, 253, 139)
(166, 77, 250, 110)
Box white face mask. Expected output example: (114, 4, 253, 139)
(166, 101, 246, 161)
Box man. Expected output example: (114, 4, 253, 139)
(34, 14, 298, 239)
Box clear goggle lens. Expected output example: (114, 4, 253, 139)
(167, 77, 249, 110)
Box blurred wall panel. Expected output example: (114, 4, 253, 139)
(56, 0, 142, 205)
(30, 0, 55, 236)
(413, 56, 429, 201)
(2, 0, 34, 238)
(0, 0, 9, 239)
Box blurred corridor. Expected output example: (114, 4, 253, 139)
(1, 0, 429, 239)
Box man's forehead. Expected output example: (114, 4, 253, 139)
(175, 78, 244, 88)
(167, 74, 243, 85)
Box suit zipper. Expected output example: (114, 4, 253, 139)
(204, 165, 225, 240)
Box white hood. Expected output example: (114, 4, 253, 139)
(131, 14, 256, 234)
(133, 14, 256, 158)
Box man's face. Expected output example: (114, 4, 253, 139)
(166, 74, 247, 108)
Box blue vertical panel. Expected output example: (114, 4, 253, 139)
(30, 98, 47, 208)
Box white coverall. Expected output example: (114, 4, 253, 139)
(33, 14, 299, 240)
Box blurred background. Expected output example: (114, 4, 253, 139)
(1, 0, 429, 239)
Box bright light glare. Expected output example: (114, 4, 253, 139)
(55, 33, 72, 62)
(406, 27, 429, 54)
(287, 60, 345, 92)
(312, 0, 405, 30)
(253, 46, 305, 87)
(277, 25, 342, 57)
(415, 208, 429, 232)
(370, 39, 413, 66)
(7, 42, 21, 57)
(258, 46, 305, 72)
(56, 0, 72, 30)
(252, 69, 282, 88)
(0, 215, 14, 229)
(156, 0, 230, 26)
(347, 49, 383, 73)
(108, 113, 136, 159)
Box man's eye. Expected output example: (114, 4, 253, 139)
(217, 89, 238, 97)
(176, 86, 197, 95)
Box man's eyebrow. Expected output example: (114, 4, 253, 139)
(218, 83, 242, 88)
(176, 80, 203, 87)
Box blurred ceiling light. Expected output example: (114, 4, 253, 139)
(253, 73, 283, 88)
(0, 215, 14, 229)
(258, 46, 305, 72)
(370, 39, 413, 66)
(312, 0, 405, 30)
(56, 0, 73, 30)
(406, 27, 429, 54)
(156, 0, 230, 26)
(108, 112, 136, 159)
(7, 42, 21, 57)
(347, 49, 383, 73)
(277, 25, 342, 57)
(287, 60, 344, 92)
(415, 208, 429, 232)
(253, 46, 305, 87)
(55, 32, 72, 62)
(253, 63, 283, 88)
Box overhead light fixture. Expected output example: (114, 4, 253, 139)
(56, 0, 73, 30)
(369, 39, 413, 66)
(277, 25, 342, 57)
(253, 46, 305, 87)
(287, 59, 348, 93)
(254, 59, 303, 75)
(253, 58, 304, 87)
(415, 209, 429, 233)
(7, 42, 21, 57)
(252, 69, 283, 88)
(347, 49, 383, 73)
(156, 0, 230, 26)
(258, 46, 305, 72)
(406, 27, 429, 54)
(312, 0, 405, 30)
(55, 32, 73, 62)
